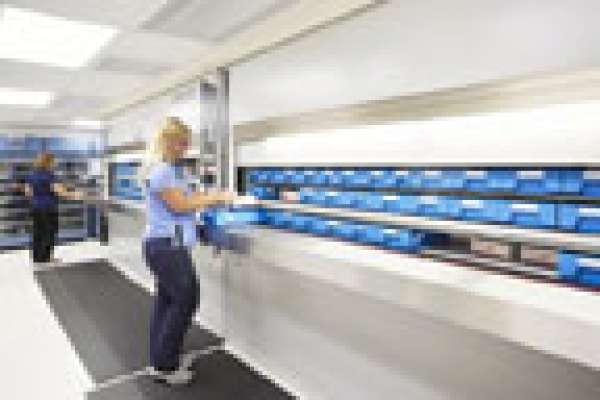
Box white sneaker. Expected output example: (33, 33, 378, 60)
(148, 367, 193, 386)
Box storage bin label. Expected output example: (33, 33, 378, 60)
(584, 171, 600, 180)
(324, 170, 334, 175)
(511, 203, 539, 212)
(517, 170, 544, 179)
(305, 170, 315, 175)
(420, 196, 439, 204)
(395, 170, 409, 176)
(462, 199, 484, 208)
(423, 170, 441, 177)
(466, 170, 486, 178)
(371, 171, 384, 176)
(342, 170, 354, 175)
(579, 208, 600, 217)
(580, 258, 600, 268)
(383, 195, 399, 200)
(383, 229, 400, 234)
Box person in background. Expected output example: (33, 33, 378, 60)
(23, 152, 82, 266)
(143, 117, 233, 386)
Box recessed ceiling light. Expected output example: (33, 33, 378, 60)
(0, 87, 54, 107)
(0, 6, 118, 69)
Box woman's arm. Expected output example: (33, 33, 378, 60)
(52, 183, 84, 201)
(160, 188, 233, 213)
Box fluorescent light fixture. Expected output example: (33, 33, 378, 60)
(72, 119, 105, 129)
(0, 87, 54, 107)
(0, 6, 118, 69)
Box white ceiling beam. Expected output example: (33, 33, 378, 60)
(99, 0, 384, 119)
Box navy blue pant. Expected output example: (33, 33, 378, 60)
(143, 238, 200, 371)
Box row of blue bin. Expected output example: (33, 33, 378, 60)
(199, 207, 600, 288)
(261, 209, 448, 252)
(559, 251, 600, 287)
(248, 168, 600, 195)
(280, 189, 600, 232)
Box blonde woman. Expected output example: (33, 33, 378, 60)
(24, 152, 81, 265)
(143, 117, 232, 386)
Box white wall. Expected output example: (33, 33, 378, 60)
(237, 102, 600, 166)
(231, 0, 600, 124)
(108, 82, 201, 147)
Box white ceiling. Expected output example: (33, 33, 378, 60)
(5, 0, 600, 128)
(0, 0, 371, 126)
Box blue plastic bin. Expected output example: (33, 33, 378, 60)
(356, 225, 385, 245)
(266, 211, 294, 228)
(327, 170, 345, 187)
(459, 199, 495, 222)
(369, 170, 390, 188)
(256, 170, 271, 184)
(509, 202, 556, 228)
(486, 169, 516, 192)
(416, 196, 446, 217)
(558, 204, 600, 233)
(439, 197, 462, 218)
(309, 219, 341, 236)
(346, 170, 371, 187)
(339, 170, 359, 188)
(392, 170, 412, 188)
(290, 214, 317, 232)
(249, 187, 278, 200)
(487, 200, 513, 223)
(355, 193, 385, 211)
(289, 170, 306, 185)
(558, 251, 600, 287)
(441, 170, 465, 190)
(326, 191, 360, 208)
(464, 169, 489, 192)
(560, 170, 600, 196)
(299, 189, 328, 205)
(271, 169, 286, 184)
(248, 170, 261, 184)
(383, 195, 419, 214)
(418, 169, 444, 189)
(515, 169, 562, 194)
(305, 170, 328, 186)
(331, 222, 367, 241)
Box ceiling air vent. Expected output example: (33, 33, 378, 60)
(141, 0, 296, 43)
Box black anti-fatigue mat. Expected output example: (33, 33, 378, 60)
(34, 261, 222, 383)
(87, 350, 294, 400)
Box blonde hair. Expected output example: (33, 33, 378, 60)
(143, 116, 192, 177)
(34, 152, 55, 170)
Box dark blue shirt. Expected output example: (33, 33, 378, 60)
(26, 169, 58, 210)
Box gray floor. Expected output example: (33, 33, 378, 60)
(87, 350, 294, 400)
(34, 261, 293, 399)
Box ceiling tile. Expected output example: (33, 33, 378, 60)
(0, 60, 73, 92)
(0, 107, 42, 123)
(61, 71, 151, 98)
(7, 0, 166, 29)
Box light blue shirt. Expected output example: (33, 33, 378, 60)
(144, 162, 197, 247)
